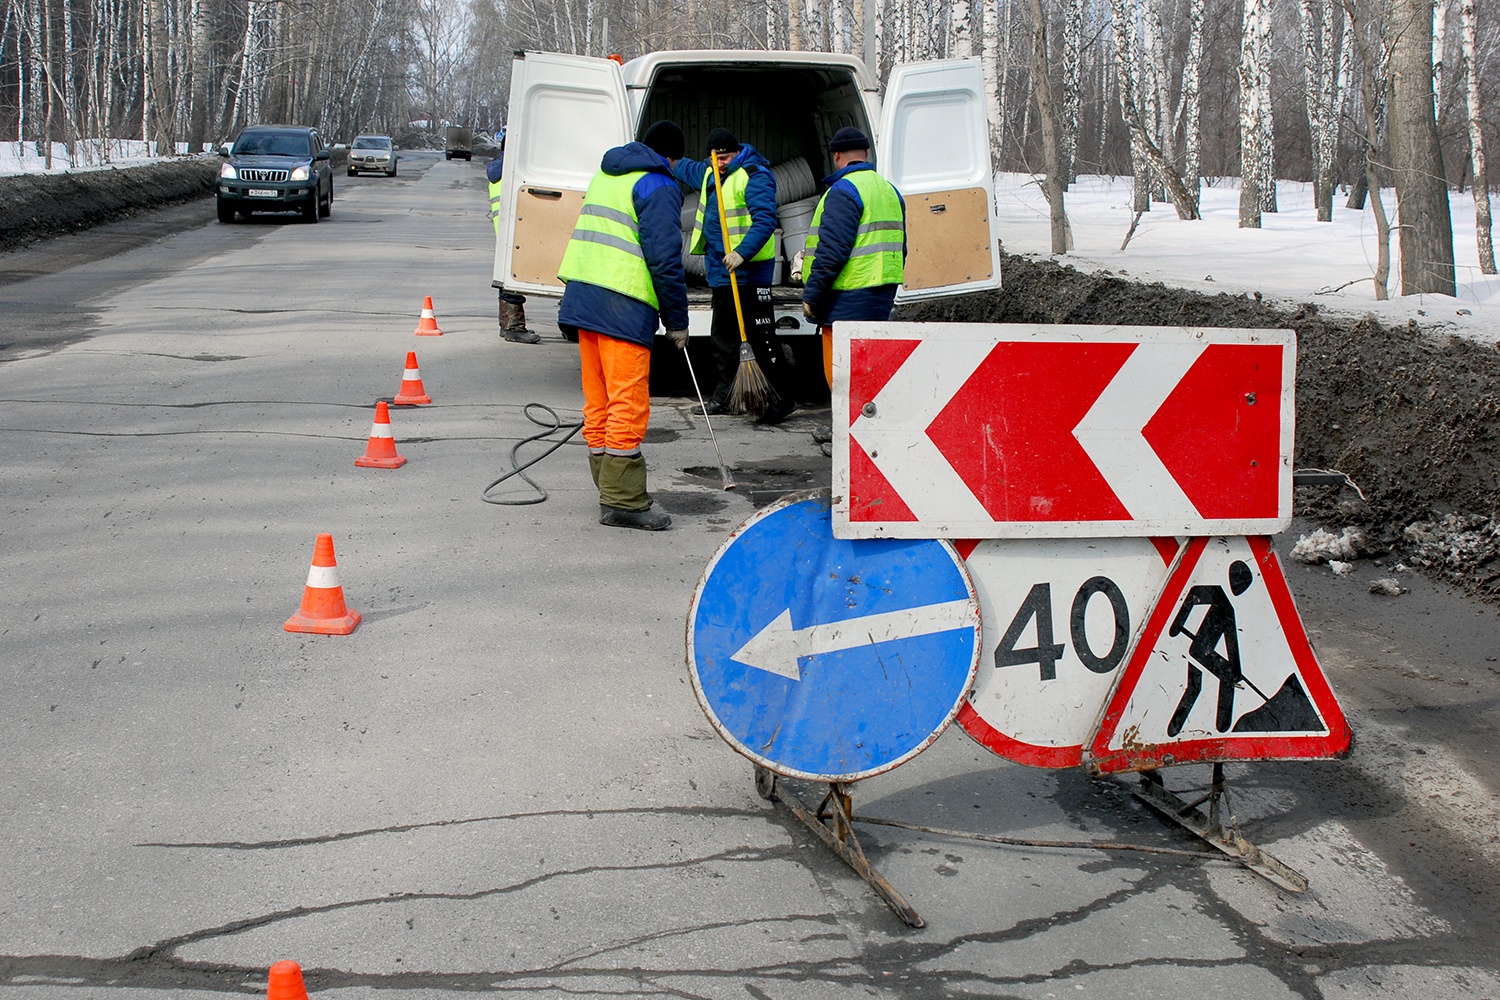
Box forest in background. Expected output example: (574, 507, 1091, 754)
(0, 0, 1494, 290)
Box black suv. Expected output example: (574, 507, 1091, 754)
(217, 125, 334, 223)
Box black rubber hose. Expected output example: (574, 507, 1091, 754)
(481, 403, 585, 505)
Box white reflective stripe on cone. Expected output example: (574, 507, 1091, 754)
(403, 369, 422, 380)
(369, 422, 393, 438)
(306, 564, 342, 588)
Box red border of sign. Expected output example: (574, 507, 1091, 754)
(1085, 536, 1352, 775)
(956, 537, 1180, 770)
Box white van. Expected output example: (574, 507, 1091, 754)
(493, 49, 1001, 338)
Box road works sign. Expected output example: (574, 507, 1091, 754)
(688, 490, 981, 782)
(956, 536, 1179, 768)
(832, 323, 1295, 539)
(1086, 536, 1352, 774)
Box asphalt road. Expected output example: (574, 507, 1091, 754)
(2, 150, 1498, 1000)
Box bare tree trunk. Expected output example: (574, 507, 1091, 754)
(787, 0, 802, 50)
(1061, 0, 1081, 184)
(1238, 0, 1266, 227)
(1459, 0, 1495, 272)
(1181, 0, 1205, 196)
(1112, 0, 1198, 218)
(982, 0, 1004, 168)
(1344, 0, 1392, 298)
(1300, 0, 1350, 221)
(1026, 0, 1072, 252)
(1389, 0, 1457, 295)
(1432, 0, 1447, 112)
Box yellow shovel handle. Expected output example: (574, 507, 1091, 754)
(709, 153, 749, 345)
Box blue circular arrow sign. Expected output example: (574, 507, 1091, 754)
(688, 490, 981, 782)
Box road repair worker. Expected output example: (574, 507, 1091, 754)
(800, 126, 906, 454)
(674, 127, 797, 424)
(487, 143, 541, 344)
(556, 120, 690, 531)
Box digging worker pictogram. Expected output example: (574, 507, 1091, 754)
(1165, 559, 1259, 737)
(674, 127, 797, 424)
(800, 126, 907, 454)
(556, 120, 690, 531)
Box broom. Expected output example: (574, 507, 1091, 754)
(709, 151, 777, 417)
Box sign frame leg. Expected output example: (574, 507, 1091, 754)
(754, 766, 925, 928)
(1132, 764, 1308, 893)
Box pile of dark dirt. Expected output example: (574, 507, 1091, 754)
(0, 157, 218, 254)
(901, 253, 1500, 601)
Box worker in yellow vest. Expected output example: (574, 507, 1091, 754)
(557, 121, 690, 531)
(674, 127, 797, 424)
(487, 143, 541, 344)
(800, 127, 906, 453)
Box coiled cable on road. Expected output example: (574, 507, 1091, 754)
(481, 403, 585, 506)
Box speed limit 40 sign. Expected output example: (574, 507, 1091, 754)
(956, 536, 1178, 768)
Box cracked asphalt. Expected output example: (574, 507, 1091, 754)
(2, 151, 1498, 1000)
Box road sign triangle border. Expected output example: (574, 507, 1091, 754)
(1084, 535, 1353, 774)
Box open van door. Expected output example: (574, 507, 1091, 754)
(495, 52, 631, 295)
(878, 58, 1001, 301)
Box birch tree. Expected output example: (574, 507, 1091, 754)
(1111, 0, 1199, 218)
(1388, 0, 1456, 295)
(1061, 0, 1082, 183)
(981, 0, 1003, 167)
(1179, 0, 1206, 196)
(1343, 0, 1393, 298)
(1238, 0, 1271, 227)
(1458, 0, 1495, 272)
(1300, 0, 1352, 221)
(1026, 0, 1073, 251)
(951, 0, 973, 57)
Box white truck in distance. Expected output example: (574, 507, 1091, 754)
(493, 49, 1002, 338)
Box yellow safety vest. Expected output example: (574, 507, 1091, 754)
(488, 177, 503, 236)
(690, 165, 776, 263)
(804, 169, 905, 289)
(557, 170, 658, 308)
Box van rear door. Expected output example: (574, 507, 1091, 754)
(496, 52, 631, 295)
(878, 58, 1001, 300)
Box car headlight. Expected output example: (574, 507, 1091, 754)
(219, 162, 237, 179)
(290, 165, 310, 181)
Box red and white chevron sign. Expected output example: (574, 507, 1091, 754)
(832, 323, 1296, 539)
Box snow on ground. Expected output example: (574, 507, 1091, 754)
(994, 172, 1500, 341)
(5, 140, 1497, 339)
(0, 139, 211, 175)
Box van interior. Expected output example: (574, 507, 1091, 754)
(634, 63, 875, 297)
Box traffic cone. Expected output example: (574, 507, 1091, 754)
(284, 534, 361, 635)
(355, 400, 407, 469)
(413, 295, 444, 336)
(266, 960, 309, 1000)
(392, 351, 431, 405)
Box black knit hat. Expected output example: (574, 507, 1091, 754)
(641, 120, 685, 160)
(705, 127, 741, 153)
(828, 126, 871, 153)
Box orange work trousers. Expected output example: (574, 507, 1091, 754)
(578, 330, 652, 454)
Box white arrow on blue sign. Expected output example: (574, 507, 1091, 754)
(688, 490, 982, 782)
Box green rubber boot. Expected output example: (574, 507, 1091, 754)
(597, 454, 670, 530)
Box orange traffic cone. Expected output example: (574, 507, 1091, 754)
(284, 534, 361, 635)
(266, 960, 309, 1000)
(355, 400, 407, 469)
(413, 296, 444, 336)
(392, 351, 431, 406)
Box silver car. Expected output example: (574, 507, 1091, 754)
(348, 135, 396, 177)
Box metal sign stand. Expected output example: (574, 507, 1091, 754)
(754, 766, 925, 928)
(1132, 764, 1308, 893)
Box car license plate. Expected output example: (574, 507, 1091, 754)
(248, 188, 276, 198)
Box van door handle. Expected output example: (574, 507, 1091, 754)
(527, 188, 563, 199)
(929, 203, 947, 214)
